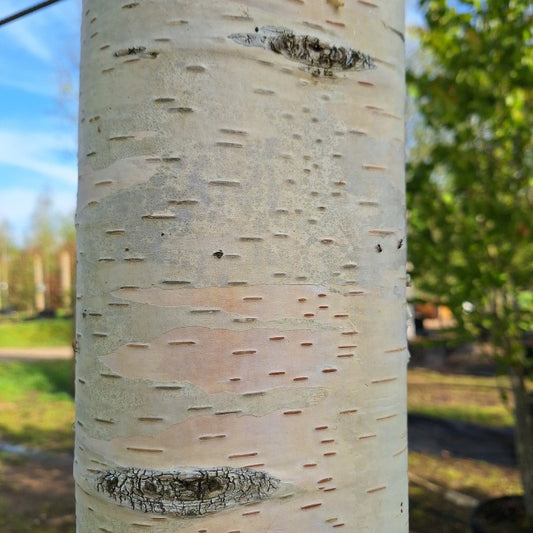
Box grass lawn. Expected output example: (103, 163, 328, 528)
(408, 368, 515, 427)
(409, 451, 521, 533)
(0, 359, 75, 532)
(0, 318, 73, 348)
(408, 369, 522, 532)
(0, 360, 74, 452)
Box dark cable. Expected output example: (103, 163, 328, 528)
(0, 0, 64, 27)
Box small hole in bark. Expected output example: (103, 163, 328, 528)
(213, 250, 224, 259)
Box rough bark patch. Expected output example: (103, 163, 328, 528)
(228, 26, 375, 76)
(96, 466, 280, 516)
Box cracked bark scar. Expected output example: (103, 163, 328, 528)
(96, 466, 280, 516)
(229, 26, 376, 75)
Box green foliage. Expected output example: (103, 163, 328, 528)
(407, 0, 533, 367)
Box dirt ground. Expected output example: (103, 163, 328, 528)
(0, 453, 74, 532)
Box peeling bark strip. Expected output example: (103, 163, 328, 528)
(228, 26, 375, 76)
(96, 466, 280, 516)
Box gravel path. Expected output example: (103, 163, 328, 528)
(0, 346, 72, 360)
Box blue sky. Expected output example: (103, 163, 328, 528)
(0, 0, 422, 244)
(0, 0, 80, 243)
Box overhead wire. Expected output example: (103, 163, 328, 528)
(0, 0, 64, 27)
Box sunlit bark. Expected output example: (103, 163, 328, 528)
(76, 1, 407, 531)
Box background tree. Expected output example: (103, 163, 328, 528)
(4, 246, 33, 313)
(407, 0, 533, 518)
(0, 196, 76, 315)
(76, 1, 407, 532)
(29, 192, 58, 311)
(0, 221, 11, 311)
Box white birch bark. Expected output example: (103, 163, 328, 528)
(59, 249, 72, 310)
(33, 253, 45, 312)
(76, 1, 407, 531)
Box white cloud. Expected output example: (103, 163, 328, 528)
(0, 1, 80, 97)
(0, 0, 80, 64)
(0, 1, 80, 244)
(5, 21, 54, 63)
(0, 129, 77, 185)
(1, 0, 55, 63)
(0, 187, 76, 243)
(0, 71, 57, 97)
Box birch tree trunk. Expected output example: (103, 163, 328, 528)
(59, 249, 72, 311)
(33, 253, 46, 312)
(75, 1, 407, 531)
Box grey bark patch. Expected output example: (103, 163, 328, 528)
(96, 466, 280, 516)
(228, 26, 375, 76)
